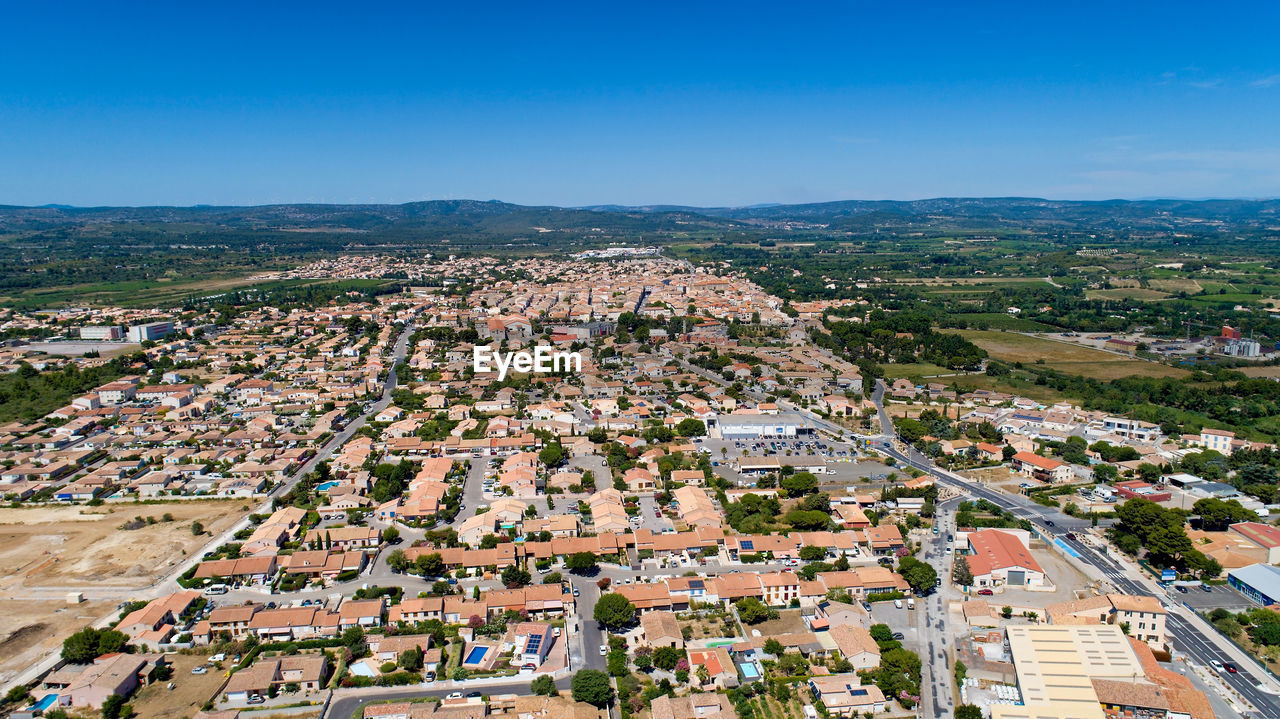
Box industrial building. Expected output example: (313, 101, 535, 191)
(127, 321, 174, 342)
(78, 325, 124, 341)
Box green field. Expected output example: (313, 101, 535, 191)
(949, 313, 1057, 331)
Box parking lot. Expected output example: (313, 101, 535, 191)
(1173, 583, 1256, 613)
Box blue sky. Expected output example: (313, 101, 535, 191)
(2, 2, 1279, 206)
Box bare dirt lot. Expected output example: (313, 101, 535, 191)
(0, 599, 113, 687)
(0, 500, 246, 589)
(129, 652, 229, 719)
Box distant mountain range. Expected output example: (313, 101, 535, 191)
(2, 197, 1278, 240)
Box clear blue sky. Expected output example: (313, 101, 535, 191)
(2, 2, 1279, 207)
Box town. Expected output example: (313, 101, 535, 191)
(0, 253, 1276, 719)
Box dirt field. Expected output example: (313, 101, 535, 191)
(956, 331, 1188, 380)
(129, 652, 229, 719)
(1085, 288, 1171, 301)
(959, 466, 1025, 491)
(1148, 278, 1203, 294)
(0, 599, 113, 687)
(744, 608, 809, 637)
(0, 500, 246, 589)
(1239, 366, 1280, 378)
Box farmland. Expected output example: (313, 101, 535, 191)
(955, 330, 1189, 380)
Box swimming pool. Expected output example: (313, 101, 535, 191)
(317, 481, 339, 491)
(32, 694, 57, 712)
(465, 646, 489, 664)
(740, 663, 760, 679)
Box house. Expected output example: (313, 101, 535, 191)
(686, 646, 738, 688)
(1046, 594, 1167, 648)
(808, 674, 887, 716)
(223, 655, 329, 702)
(825, 624, 881, 671)
(367, 634, 434, 664)
(639, 610, 684, 649)
(649, 694, 736, 719)
(512, 622, 555, 668)
(1011, 451, 1073, 483)
(61, 653, 166, 708)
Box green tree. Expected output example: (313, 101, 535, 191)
(652, 646, 685, 671)
(386, 549, 408, 573)
(101, 695, 127, 719)
(897, 556, 939, 594)
(676, 418, 706, 437)
(956, 705, 983, 719)
(780, 471, 818, 497)
(572, 669, 615, 707)
(190, 521, 204, 536)
(1192, 498, 1257, 531)
(799, 545, 827, 561)
(381, 526, 400, 544)
(539, 444, 565, 468)
(342, 626, 367, 657)
(953, 556, 973, 587)
(594, 593, 637, 629)
(735, 597, 774, 625)
(531, 674, 557, 696)
(566, 552, 598, 575)
(398, 646, 424, 671)
(415, 552, 445, 577)
(501, 565, 531, 588)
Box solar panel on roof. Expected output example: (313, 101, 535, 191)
(740, 540, 754, 550)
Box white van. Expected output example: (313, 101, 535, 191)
(203, 584, 229, 596)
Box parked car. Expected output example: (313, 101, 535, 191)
(247, 695, 265, 705)
(191, 666, 208, 675)
(1201, 584, 1213, 593)
(892, 632, 905, 640)
(977, 588, 994, 596)
(1176, 585, 1188, 594)
(599, 644, 608, 655)
(447, 692, 463, 699)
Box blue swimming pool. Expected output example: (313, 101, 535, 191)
(465, 646, 489, 664)
(740, 663, 760, 679)
(317, 481, 339, 491)
(32, 694, 57, 712)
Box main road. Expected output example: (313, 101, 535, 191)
(855, 379, 1280, 719)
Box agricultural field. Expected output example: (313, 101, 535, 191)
(1084, 288, 1171, 301)
(956, 330, 1189, 380)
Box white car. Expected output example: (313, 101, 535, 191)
(1210, 660, 1225, 672)
(447, 692, 463, 699)
(191, 666, 208, 675)
(599, 644, 608, 656)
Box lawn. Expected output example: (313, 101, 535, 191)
(955, 331, 1188, 380)
(880, 362, 955, 379)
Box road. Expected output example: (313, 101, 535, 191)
(1, 322, 417, 696)
(856, 379, 1279, 719)
(326, 676, 572, 719)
